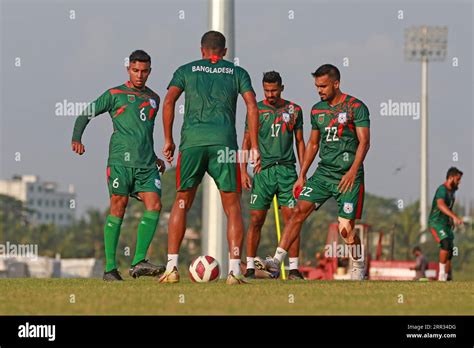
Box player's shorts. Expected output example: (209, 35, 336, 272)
(176, 145, 241, 192)
(429, 223, 454, 250)
(106, 165, 161, 198)
(250, 164, 298, 210)
(298, 174, 364, 220)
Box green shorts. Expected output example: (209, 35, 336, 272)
(250, 164, 297, 210)
(298, 174, 365, 220)
(429, 223, 454, 246)
(177, 145, 241, 192)
(106, 165, 161, 198)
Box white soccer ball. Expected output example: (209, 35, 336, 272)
(189, 255, 220, 282)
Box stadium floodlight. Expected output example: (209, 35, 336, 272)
(405, 26, 448, 62)
(404, 26, 448, 232)
(202, 0, 234, 277)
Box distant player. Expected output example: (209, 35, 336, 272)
(72, 50, 166, 281)
(410, 246, 428, 281)
(262, 64, 370, 280)
(428, 167, 464, 281)
(241, 71, 306, 280)
(159, 31, 260, 285)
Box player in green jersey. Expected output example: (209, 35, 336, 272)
(71, 50, 166, 281)
(159, 31, 260, 285)
(428, 167, 464, 281)
(241, 71, 306, 280)
(261, 64, 371, 280)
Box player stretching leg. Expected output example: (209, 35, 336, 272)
(159, 31, 260, 285)
(241, 71, 306, 280)
(263, 64, 371, 280)
(428, 167, 464, 281)
(72, 50, 166, 281)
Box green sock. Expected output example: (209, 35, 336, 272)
(132, 210, 160, 266)
(104, 215, 123, 272)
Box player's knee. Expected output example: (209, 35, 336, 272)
(250, 214, 265, 229)
(110, 205, 126, 218)
(290, 206, 306, 224)
(149, 201, 162, 212)
(338, 218, 355, 244)
(110, 196, 127, 218)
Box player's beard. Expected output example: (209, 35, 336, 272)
(319, 92, 331, 102)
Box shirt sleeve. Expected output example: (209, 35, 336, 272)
(353, 101, 370, 127)
(294, 105, 303, 130)
(167, 66, 185, 90)
(236, 66, 255, 95)
(72, 90, 113, 142)
(310, 106, 321, 131)
(434, 186, 448, 201)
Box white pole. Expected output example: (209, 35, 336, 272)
(202, 0, 234, 277)
(420, 55, 428, 231)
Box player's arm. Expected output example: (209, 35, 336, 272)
(241, 130, 252, 190)
(162, 86, 183, 164)
(294, 129, 305, 167)
(71, 90, 113, 155)
(242, 91, 260, 168)
(293, 129, 320, 197)
(338, 126, 370, 193)
(436, 198, 463, 225)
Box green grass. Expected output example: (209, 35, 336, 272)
(0, 278, 473, 315)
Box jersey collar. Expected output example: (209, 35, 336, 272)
(328, 93, 347, 108)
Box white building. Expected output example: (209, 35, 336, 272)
(0, 175, 76, 226)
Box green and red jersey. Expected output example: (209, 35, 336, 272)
(429, 184, 456, 226)
(246, 99, 303, 169)
(167, 58, 254, 151)
(310, 94, 370, 183)
(72, 81, 160, 168)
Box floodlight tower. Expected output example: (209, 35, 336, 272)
(404, 26, 447, 231)
(202, 0, 235, 277)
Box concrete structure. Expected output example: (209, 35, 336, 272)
(201, 0, 234, 278)
(0, 174, 76, 226)
(405, 26, 448, 231)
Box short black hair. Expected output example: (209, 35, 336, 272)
(201, 31, 226, 50)
(129, 50, 151, 64)
(412, 246, 422, 253)
(262, 71, 282, 86)
(446, 167, 463, 179)
(311, 64, 340, 81)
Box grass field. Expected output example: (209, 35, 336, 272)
(1, 277, 473, 315)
